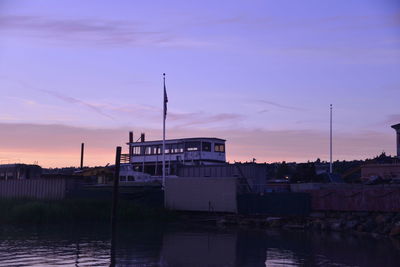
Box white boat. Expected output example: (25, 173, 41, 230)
(124, 135, 226, 176)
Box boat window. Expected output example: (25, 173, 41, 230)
(145, 146, 152, 155)
(185, 141, 200, 151)
(152, 146, 159, 154)
(170, 144, 177, 153)
(132, 146, 141, 155)
(214, 143, 225, 153)
(202, 142, 211, 152)
(169, 143, 184, 153)
(127, 176, 135, 181)
(177, 143, 184, 153)
(165, 144, 170, 154)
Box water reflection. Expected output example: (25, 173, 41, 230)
(0, 224, 399, 267)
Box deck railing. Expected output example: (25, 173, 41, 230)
(120, 154, 130, 164)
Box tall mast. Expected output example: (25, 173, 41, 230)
(162, 73, 166, 188)
(330, 104, 333, 174)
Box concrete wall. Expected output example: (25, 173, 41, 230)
(0, 179, 66, 200)
(165, 177, 237, 213)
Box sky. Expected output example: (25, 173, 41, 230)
(0, 0, 399, 167)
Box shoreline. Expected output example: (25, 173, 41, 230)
(1, 199, 399, 240)
(204, 211, 400, 239)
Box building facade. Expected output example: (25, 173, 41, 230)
(392, 123, 400, 158)
(0, 164, 42, 180)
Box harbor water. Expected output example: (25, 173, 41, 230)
(0, 223, 399, 267)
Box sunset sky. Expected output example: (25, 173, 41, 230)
(0, 0, 399, 167)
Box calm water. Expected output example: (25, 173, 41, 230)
(0, 223, 399, 267)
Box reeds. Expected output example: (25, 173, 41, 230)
(0, 199, 176, 224)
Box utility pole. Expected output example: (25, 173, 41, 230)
(80, 143, 84, 170)
(110, 146, 121, 267)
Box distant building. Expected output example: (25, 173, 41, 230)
(315, 163, 330, 175)
(125, 133, 226, 175)
(361, 163, 400, 180)
(0, 164, 42, 180)
(360, 123, 400, 181)
(391, 123, 400, 158)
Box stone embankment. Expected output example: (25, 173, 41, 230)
(216, 212, 400, 238)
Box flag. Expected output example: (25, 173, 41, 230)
(163, 74, 168, 119)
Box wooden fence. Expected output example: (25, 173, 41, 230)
(0, 179, 66, 200)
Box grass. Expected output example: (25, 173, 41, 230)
(0, 199, 177, 224)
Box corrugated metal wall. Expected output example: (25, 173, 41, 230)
(0, 179, 66, 200)
(237, 193, 311, 215)
(309, 186, 400, 212)
(177, 164, 268, 193)
(165, 177, 237, 213)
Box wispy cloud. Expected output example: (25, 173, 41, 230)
(40, 90, 115, 120)
(0, 76, 116, 120)
(256, 99, 305, 111)
(0, 122, 392, 167)
(1, 75, 244, 127)
(0, 15, 212, 47)
(168, 112, 243, 127)
(258, 109, 269, 114)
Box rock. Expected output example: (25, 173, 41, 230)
(320, 221, 328, 231)
(381, 224, 393, 235)
(216, 218, 227, 226)
(310, 212, 325, 218)
(375, 215, 385, 224)
(265, 217, 283, 227)
(393, 213, 400, 222)
(344, 220, 358, 230)
(371, 233, 380, 239)
(310, 220, 321, 230)
(284, 224, 306, 230)
(359, 218, 376, 232)
(389, 222, 400, 237)
(353, 211, 369, 217)
(239, 219, 252, 226)
(330, 222, 342, 231)
(375, 214, 392, 225)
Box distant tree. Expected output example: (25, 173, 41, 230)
(276, 161, 291, 180)
(291, 163, 317, 183)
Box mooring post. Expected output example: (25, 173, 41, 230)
(110, 146, 121, 267)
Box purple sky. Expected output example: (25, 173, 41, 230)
(0, 0, 399, 167)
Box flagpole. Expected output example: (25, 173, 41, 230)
(330, 104, 333, 174)
(162, 73, 166, 188)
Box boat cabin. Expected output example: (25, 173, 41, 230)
(127, 136, 226, 175)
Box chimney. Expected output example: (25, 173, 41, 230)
(129, 131, 133, 143)
(391, 123, 400, 158)
(140, 133, 145, 142)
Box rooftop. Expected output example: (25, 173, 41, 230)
(391, 123, 400, 130)
(127, 137, 226, 145)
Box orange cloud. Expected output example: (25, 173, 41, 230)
(0, 123, 395, 168)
